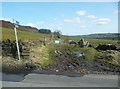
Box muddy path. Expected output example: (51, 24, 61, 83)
(41, 49, 120, 75)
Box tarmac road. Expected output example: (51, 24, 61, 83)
(1, 72, 119, 87)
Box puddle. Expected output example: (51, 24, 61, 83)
(73, 52, 84, 57)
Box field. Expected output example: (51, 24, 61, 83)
(1, 27, 120, 73)
(1, 27, 50, 41)
(1, 27, 119, 45)
(62, 36, 119, 47)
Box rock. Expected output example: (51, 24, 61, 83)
(26, 62, 36, 69)
(69, 40, 77, 45)
(78, 39, 84, 47)
(96, 44, 117, 50)
(88, 44, 94, 48)
(78, 38, 90, 47)
(2, 39, 30, 59)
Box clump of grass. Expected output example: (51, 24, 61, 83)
(30, 43, 49, 63)
(95, 50, 120, 66)
(30, 42, 57, 65)
(40, 59, 55, 66)
(70, 47, 97, 60)
(81, 47, 97, 60)
(39, 43, 71, 65)
(1, 57, 30, 70)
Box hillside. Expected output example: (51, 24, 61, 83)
(0, 20, 38, 32)
(1, 27, 119, 47)
(1, 26, 120, 74)
(1, 20, 119, 41)
(74, 33, 120, 40)
(1, 27, 50, 41)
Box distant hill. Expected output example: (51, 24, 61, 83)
(0, 20, 38, 32)
(73, 33, 120, 40)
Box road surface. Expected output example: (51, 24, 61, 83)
(1, 72, 119, 87)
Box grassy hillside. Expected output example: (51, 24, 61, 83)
(74, 33, 119, 39)
(62, 36, 119, 47)
(1, 27, 120, 72)
(1, 20, 38, 32)
(1, 27, 50, 41)
(1, 27, 118, 45)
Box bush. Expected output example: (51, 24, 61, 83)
(38, 29, 51, 34)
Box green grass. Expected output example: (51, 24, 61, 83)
(95, 50, 120, 66)
(79, 47, 97, 60)
(66, 46, 97, 60)
(1, 27, 119, 46)
(1, 27, 119, 66)
(1, 57, 31, 70)
(84, 38, 119, 46)
(1, 27, 50, 41)
(62, 36, 119, 47)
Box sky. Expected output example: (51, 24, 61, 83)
(1, 2, 118, 35)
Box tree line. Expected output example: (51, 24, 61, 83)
(38, 29, 62, 36)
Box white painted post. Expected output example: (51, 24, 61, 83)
(13, 19, 21, 60)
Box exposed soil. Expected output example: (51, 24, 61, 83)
(40, 49, 120, 74)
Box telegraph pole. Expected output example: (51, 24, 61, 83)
(13, 19, 21, 60)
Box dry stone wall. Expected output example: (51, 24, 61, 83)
(2, 39, 30, 60)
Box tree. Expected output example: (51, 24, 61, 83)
(53, 30, 62, 39)
(38, 29, 51, 34)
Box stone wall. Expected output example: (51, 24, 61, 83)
(2, 39, 30, 60)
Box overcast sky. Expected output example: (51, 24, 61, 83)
(1, 2, 118, 35)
